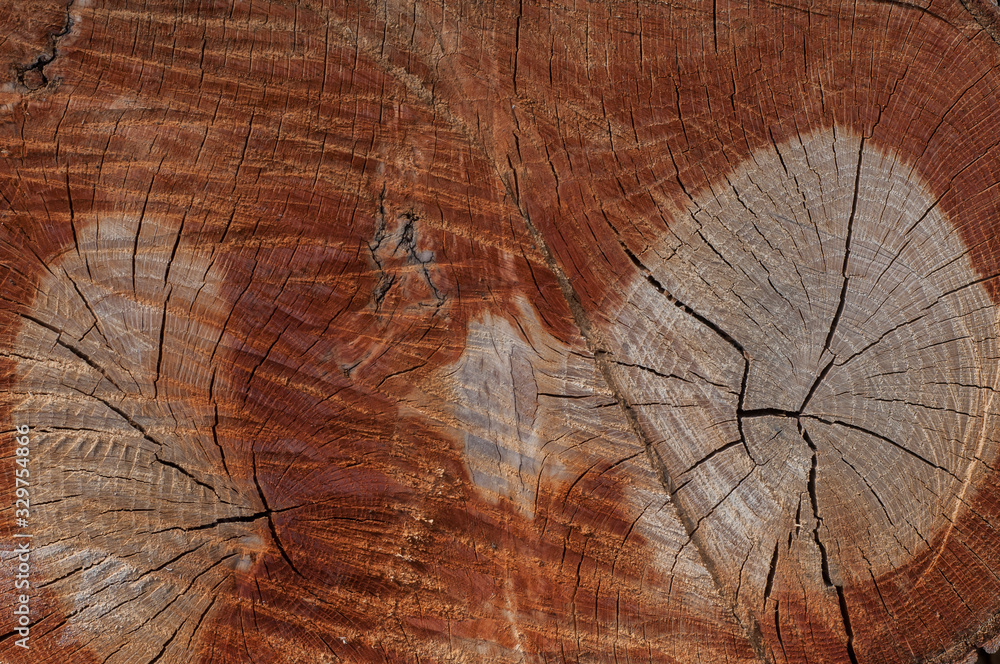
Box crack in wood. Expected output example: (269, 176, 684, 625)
(497, 179, 774, 659)
(15, 0, 75, 91)
(368, 188, 445, 311)
(252, 450, 305, 578)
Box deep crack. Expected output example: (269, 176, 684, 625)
(15, 0, 76, 91)
(252, 450, 304, 578)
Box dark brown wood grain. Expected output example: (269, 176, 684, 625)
(1, 0, 1000, 663)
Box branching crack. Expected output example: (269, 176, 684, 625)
(368, 188, 445, 310)
(21, 310, 178, 460)
(252, 450, 305, 578)
(616, 238, 754, 459)
(15, 0, 76, 91)
(500, 182, 771, 657)
(803, 420, 860, 664)
(741, 407, 957, 478)
(801, 136, 865, 412)
(799, 423, 832, 585)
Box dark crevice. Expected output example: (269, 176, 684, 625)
(38, 564, 86, 589)
(16, 0, 76, 91)
(739, 407, 801, 419)
(147, 620, 184, 664)
(65, 166, 80, 255)
(936, 270, 1000, 302)
(794, 496, 804, 539)
(154, 298, 169, 399)
(803, 136, 865, 412)
(868, 395, 972, 418)
(834, 309, 929, 370)
(168, 510, 270, 533)
(774, 601, 788, 662)
(368, 189, 445, 310)
(822, 277, 850, 360)
(825, 417, 959, 479)
(376, 360, 429, 389)
(143, 543, 207, 577)
(645, 270, 745, 358)
(615, 238, 744, 354)
(611, 359, 695, 384)
(616, 238, 754, 459)
(735, 352, 752, 460)
(741, 406, 955, 478)
(252, 451, 305, 578)
(685, 465, 757, 532)
(802, 420, 859, 664)
(839, 454, 895, 526)
(763, 541, 780, 606)
(682, 439, 744, 476)
(264, 510, 303, 576)
(210, 381, 231, 478)
(799, 422, 833, 587)
(800, 356, 835, 412)
(836, 585, 860, 664)
(153, 456, 223, 500)
(513, 0, 522, 93)
(187, 596, 218, 650)
(212, 420, 233, 471)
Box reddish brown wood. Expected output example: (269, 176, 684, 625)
(1, 1, 1000, 663)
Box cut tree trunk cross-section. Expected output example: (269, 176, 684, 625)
(3, 1, 1000, 664)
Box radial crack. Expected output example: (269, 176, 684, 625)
(802, 137, 865, 410)
(823, 417, 959, 479)
(798, 422, 834, 586)
(616, 239, 754, 459)
(501, 182, 771, 660)
(153, 456, 224, 501)
(252, 451, 304, 578)
(836, 585, 860, 664)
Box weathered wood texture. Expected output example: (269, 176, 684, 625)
(2, 0, 1000, 663)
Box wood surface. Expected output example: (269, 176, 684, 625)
(3, 0, 1000, 662)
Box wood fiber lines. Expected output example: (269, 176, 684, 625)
(1, 0, 1000, 663)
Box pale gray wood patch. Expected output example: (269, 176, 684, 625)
(607, 127, 1000, 620)
(12, 216, 246, 663)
